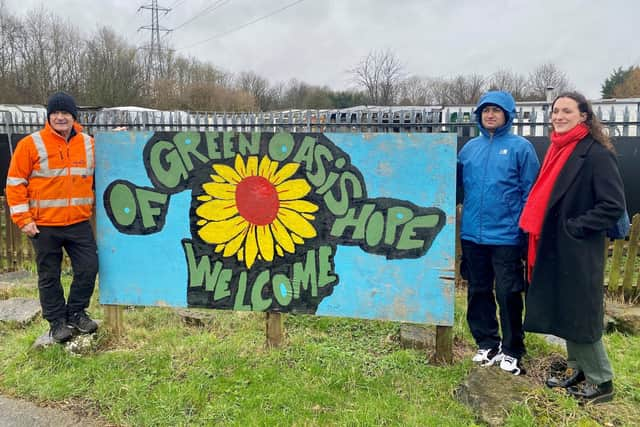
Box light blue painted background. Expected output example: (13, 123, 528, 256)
(95, 132, 456, 325)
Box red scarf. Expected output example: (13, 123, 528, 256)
(519, 123, 589, 281)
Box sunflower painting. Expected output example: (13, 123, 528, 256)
(195, 154, 319, 269)
(101, 131, 453, 321)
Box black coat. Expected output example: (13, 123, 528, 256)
(523, 136, 625, 344)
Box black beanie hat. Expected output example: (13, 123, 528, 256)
(47, 92, 77, 120)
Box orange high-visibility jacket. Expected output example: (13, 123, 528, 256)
(5, 120, 95, 229)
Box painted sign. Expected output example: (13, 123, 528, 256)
(95, 132, 456, 325)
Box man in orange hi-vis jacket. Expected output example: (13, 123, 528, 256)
(6, 92, 98, 343)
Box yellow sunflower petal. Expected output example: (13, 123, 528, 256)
(202, 182, 236, 200)
(270, 218, 295, 253)
(197, 195, 212, 201)
(275, 245, 284, 257)
(197, 216, 249, 244)
(244, 225, 259, 268)
(302, 213, 315, 221)
(291, 233, 304, 244)
(256, 225, 275, 262)
(237, 248, 244, 262)
(210, 175, 226, 183)
(271, 163, 300, 185)
(258, 156, 272, 178)
(266, 160, 280, 181)
(213, 164, 242, 184)
(280, 200, 319, 213)
(223, 226, 248, 258)
(276, 179, 311, 201)
(234, 154, 246, 178)
(215, 244, 225, 253)
(278, 208, 317, 238)
(196, 199, 239, 221)
(246, 156, 258, 177)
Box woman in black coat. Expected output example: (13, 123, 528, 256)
(519, 92, 625, 404)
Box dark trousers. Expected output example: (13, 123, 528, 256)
(461, 239, 525, 358)
(31, 221, 98, 323)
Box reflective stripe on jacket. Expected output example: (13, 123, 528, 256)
(5, 120, 95, 228)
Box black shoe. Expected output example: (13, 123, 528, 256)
(68, 311, 98, 334)
(567, 381, 614, 404)
(49, 318, 74, 343)
(546, 368, 585, 388)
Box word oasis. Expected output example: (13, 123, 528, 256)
(102, 132, 446, 314)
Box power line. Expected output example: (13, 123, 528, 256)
(167, 0, 186, 8)
(176, 0, 306, 51)
(159, 0, 184, 22)
(171, 0, 232, 32)
(160, 0, 230, 42)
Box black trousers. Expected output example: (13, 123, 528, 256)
(31, 221, 98, 323)
(461, 239, 525, 358)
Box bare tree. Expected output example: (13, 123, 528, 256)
(0, 5, 22, 102)
(162, 55, 231, 109)
(425, 77, 453, 105)
(448, 74, 485, 104)
(14, 8, 53, 102)
(1, 7, 84, 103)
(350, 49, 405, 105)
(425, 74, 486, 105)
(280, 79, 333, 109)
(488, 69, 529, 100)
(527, 63, 572, 100)
(82, 27, 144, 106)
(184, 82, 254, 111)
(397, 76, 435, 105)
(235, 71, 276, 111)
(49, 18, 83, 95)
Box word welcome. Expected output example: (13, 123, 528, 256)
(184, 241, 337, 311)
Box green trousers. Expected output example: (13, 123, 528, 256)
(565, 338, 613, 385)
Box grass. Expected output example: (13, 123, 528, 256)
(1, 274, 639, 426)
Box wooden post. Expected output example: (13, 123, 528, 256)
(609, 239, 625, 295)
(434, 325, 453, 364)
(16, 230, 24, 269)
(621, 214, 640, 300)
(265, 312, 284, 348)
(104, 304, 124, 337)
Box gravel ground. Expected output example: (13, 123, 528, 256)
(0, 395, 104, 427)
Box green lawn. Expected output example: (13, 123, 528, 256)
(1, 275, 639, 426)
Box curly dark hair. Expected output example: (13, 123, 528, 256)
(551, 91, 614, 152)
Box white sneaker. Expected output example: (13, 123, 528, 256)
(472, 346, 503, 366)
(500, 355, 526, 375)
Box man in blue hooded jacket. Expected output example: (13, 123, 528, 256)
(458, 90, 540, 375)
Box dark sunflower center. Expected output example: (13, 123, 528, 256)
(235, 176, 279, 225)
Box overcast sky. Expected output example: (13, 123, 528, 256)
(4, 0, 640, 100)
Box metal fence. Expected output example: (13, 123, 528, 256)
(2, 106, 640, 138)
